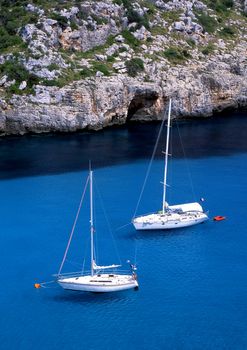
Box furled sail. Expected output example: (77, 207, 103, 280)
(93, 260, 121, 270)
(168, 202, 203, 213)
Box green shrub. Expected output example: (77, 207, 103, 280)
(42, 66, 95, 87)
(197, 12, 217, 34)
(5, 19, 23, 35)
(220, 26, 236, 37)
(0, 29, 23, 50)
(112, 0, 123, 5)
(125, 57, 144, 77)
(70, 20, 78, 31)
(106, 55, 115, 63)
(186, 38, 196, 48)
(79, 68, 93, 79)
(50, 13, 68, 29)
(164, 48, 182, 61)
(0, 4, 38, 32)
(0, 58, 39, 94)
(201, 43, 216, 55)
(162, 10, 182, 23)
(6, 82, 21, 94)
(106, 35, 116, 46)
(182, 49, 191, 59)
(43, 71, 77, 88)
(222, 0, 234, 7)
(115, 0, 150, 29)
(42, 79, 59, 86)
(77, 10, 89, 21)
(206, 0, 234, 12)
(92, 62, 110, 76)
(47, 63, 60, 71)
(122, 29, 141, 48)
(0, 60, 25, 81)
(150, 25, 167, 36)
(126, 8, 150, 29)
(163, 47, 191, 64)
(91, 14, 108, 26)
(195, 11, 218, 33)
(141, 1, 156, 16)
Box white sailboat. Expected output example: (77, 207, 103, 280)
(57, 167, 138, 292)
(132, 99, 208, 231)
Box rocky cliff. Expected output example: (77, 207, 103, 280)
(0, 0, 247, 135)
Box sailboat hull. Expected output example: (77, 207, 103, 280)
(133, 212, 208, 230)
(58, 274, 138, 293)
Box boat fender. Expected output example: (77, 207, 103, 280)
(213, 216, 226, 221)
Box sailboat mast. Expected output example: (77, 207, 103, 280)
(89, 168, 94, 277)
(162, 98, 172, 214)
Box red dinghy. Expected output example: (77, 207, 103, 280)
(214, 216, 226, 221)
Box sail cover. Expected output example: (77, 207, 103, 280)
(169, 202, 203, 213)
(93, 260, 121, 270)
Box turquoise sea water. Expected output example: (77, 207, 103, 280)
(0, 112, 247, 349)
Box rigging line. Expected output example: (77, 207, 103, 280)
(169, 117, 173, 203)
(81, 237, 90, 273)
(58, 175, 90, 276)
(133, 103, 169, 219)
(134, 241, 144, 266)
(175, 119, 196, 201)
(40, 280, 58, 289)
(115, 222, 132, 231)
(134, 237, 141, 265)
(94, 177, 122, 265)
(134, 238, 137, 265)
(81, 233, 91, 275)
(92, 188, 99, 266)
(65, 259, 84, 268)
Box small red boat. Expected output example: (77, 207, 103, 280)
(214, 216, 226, 221)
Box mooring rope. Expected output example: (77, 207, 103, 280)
(40, 280, 57, 289)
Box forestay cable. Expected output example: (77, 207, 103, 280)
(94, 177, 122, 265)
(132, 104, 169, 219)
(58, 175, 89, 276)
(175, 119, 197, 202)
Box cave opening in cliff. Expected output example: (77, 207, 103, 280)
(127, 91, 159, 122)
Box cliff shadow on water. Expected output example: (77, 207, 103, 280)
(0, 110, 246, 180)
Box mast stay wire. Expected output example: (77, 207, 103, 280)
(175, 118, 197, 202)
(94, 177, 122, 266)
(81, 234, 91, 275)
(169, 115, 173, 203)
(132, 102, 169, 219)
(132, 100, 170, 266)
(58, 175, 90, 276)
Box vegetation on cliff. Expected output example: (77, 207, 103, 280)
(0, 0, 246, 96)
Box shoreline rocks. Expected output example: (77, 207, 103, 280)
(0, 54, 246, 136)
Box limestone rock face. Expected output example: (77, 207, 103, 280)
(59, 23, 119, 52)
(0, 0, 247, 135)
(0, 78, 162, 135)
(0, 51, 246, 136)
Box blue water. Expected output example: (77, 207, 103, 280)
(0, 112, 247, 349)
